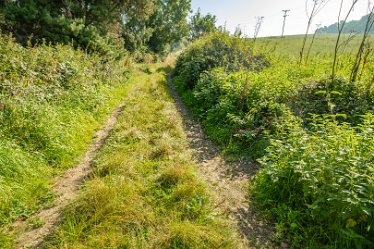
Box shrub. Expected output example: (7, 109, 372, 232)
(173, 32, 268, 89)
(176, 66, 300, 156)
(173, 32, 374, 248)
(253, 114, 374, 248)
(296, 77, 374, 125)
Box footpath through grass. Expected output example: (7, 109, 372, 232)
(0, 35, 132, 247)
(43, 65, 243, 248)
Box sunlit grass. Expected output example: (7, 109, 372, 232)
(255, 34, 374, 58)
(0, 34, 132, 247)
(43, 65, 243, 248)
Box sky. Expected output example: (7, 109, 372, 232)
(191, 0, 372, 37)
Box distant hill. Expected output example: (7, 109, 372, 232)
(317, 14, 374, 34)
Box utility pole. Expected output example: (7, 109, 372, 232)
(281, 9, 290, 37)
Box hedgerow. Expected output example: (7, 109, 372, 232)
(174, 32, 268, 89)
(0, 34, 131, 246)
(173, 32, 374, 248)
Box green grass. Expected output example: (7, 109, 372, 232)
(42, 65, 243, 248)
(0, 34, 133, 247)
(255, 34, 374, 58)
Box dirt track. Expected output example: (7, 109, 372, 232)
(167, 74, 275, 248)
(14, 104, 125, 249)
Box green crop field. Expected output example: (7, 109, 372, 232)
(256, 34, 374, 57)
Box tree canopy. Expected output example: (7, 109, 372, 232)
(317, 14, 374, 34)
(0, 0, 192, 55)
(190, 9, 217, 40)
(146, 0, 191, 54)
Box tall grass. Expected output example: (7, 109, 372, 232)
(0, 34, 132, 247)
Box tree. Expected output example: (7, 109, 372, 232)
(0, 0, 155, 51)
(1, 0, 192, 55)
(146, 0, 191, 54)
(190, 9, 217, 40)
(121, 1, 156, 52)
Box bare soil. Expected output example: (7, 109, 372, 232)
(13, 104, 125, 249)
(167, 74, 275, 248)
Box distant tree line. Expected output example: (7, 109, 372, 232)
(317, 14, 374, 34)
(0, 0, 217, 55)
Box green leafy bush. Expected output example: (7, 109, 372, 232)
(253, 114, 374, 248)
(0, 1, 131, 56)
(183, 68, 296, 156)
(174, 33, 374, 248)
(296, 77, 374, 125)
(174, 32, 268, 89)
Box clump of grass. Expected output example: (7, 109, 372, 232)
(44, 66, 243, 248)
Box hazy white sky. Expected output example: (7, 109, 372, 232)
(191, 0, 372, 37)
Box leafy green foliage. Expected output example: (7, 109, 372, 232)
(0, 0, 154, 54)
(174, 33, 374, 248)
(190, 9, 217, 40)
(146, 0, 191, 54)
(176, 68, 296, 157)
(253, 115, 374, 248)
(1, 0, 193, 56)
(0, 34, 131, 246)
(296, 77, 373, 124)
(174, 32, 267, 89)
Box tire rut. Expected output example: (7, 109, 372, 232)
(13, 104, 126, 249)
(167, 74, 275, 248)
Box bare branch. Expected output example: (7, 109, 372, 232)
(332, 0, 359, 80)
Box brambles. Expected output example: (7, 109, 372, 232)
(174, 32, 268, 89)
(296, 77, 373, 124)
(174, 32, 374, 248)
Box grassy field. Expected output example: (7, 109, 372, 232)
(255, 34, 374, 57)
(42, 65, 243, 248)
